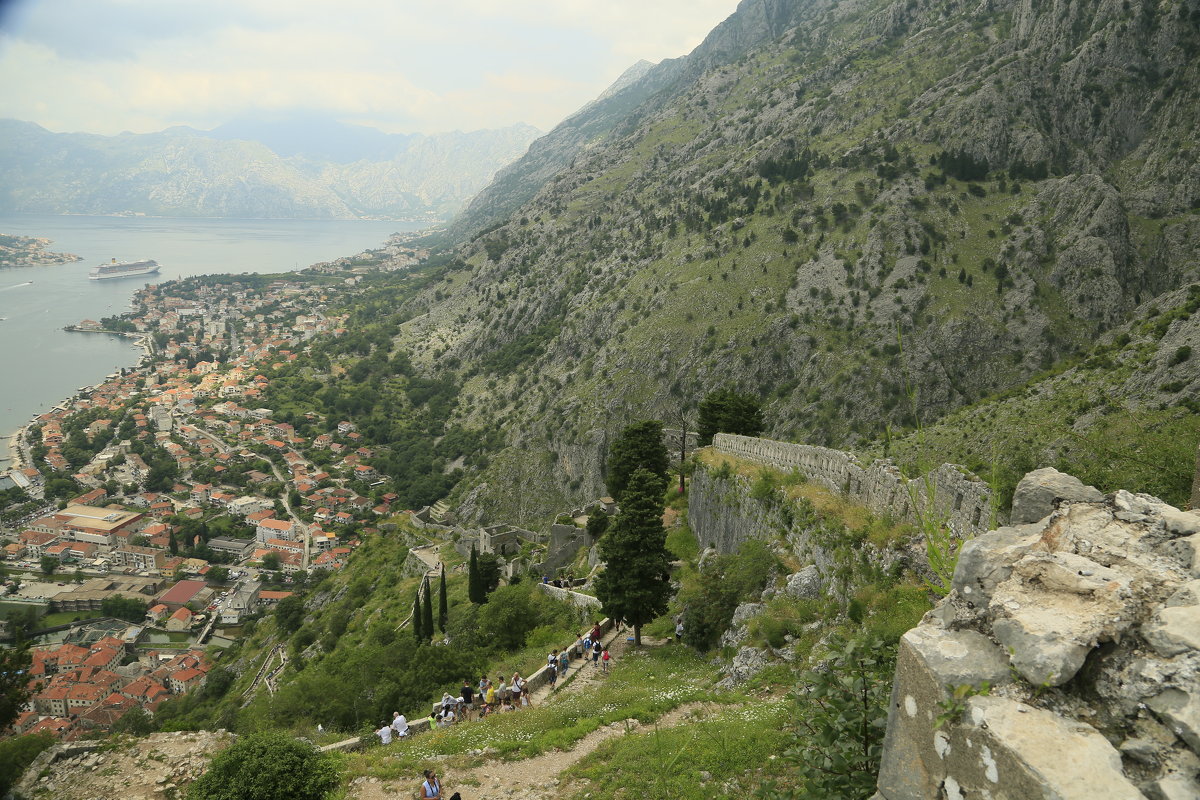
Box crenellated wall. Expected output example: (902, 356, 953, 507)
(711, 433, 995, 539)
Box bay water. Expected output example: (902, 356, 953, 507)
(0, 213, 424, 456)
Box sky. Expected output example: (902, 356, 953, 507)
(0, 0, 738, 136)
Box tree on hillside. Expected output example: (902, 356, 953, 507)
(697, 388, 764, 446)
(101, 595, 148, 622)
(421, 576, 435, 643)
(468, 545, 483, 604)
(412, 593, 424, 644)
(275, 595, 306, 634)
(0, 640, 34, 732)
(594, 468, 672, 646)
(606, 420, 669, 503)
(186, 731, 338, 800)
(438, 565, 448, 633)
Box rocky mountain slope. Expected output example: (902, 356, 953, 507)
(0, 118, 539, 220)
(382, 0, 1200, 526)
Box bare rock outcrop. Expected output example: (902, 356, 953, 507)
(875, 475, 1200, 800)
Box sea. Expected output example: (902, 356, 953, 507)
(0, 213, 427, 459)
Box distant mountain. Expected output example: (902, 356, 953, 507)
(0, 117, 540, 220)
(203, 111, 421, 163)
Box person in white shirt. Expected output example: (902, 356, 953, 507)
(376, 721, 393, 745)
(391, 712, 409, 737)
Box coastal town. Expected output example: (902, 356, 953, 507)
(0, 235, 431, 741)
(0, 233, 82, 268)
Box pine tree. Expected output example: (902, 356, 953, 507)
(421, 576, 435, 642)
(168, 532, 179, 555)
(412, 593, 424, 644)
(594, 467, 672, 646)
(697, 388, 764, 446)
(438, 565, 448, 633)
(469, 545, 483, 604)
(606, 420, 669, 503)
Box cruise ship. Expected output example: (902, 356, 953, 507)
(88, 258, 161, 281)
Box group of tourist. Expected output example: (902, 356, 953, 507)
(374, 622, 612, 747)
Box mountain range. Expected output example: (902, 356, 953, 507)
(0, 115, 540, 220)
(392, 0, 1200, 526)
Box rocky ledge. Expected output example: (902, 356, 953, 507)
(14, 730, 233, 800)
(874, 468, 1200, 800)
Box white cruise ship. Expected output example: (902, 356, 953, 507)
(88, 258, 161, 281)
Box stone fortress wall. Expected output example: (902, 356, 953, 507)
(711, 433, 995, 538)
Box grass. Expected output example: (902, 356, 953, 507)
(563, 700, 792, 800)
(337, 646, 723, 782)
(40, 610, 100, 627)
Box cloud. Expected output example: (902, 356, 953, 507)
(0, 0, 739, 134)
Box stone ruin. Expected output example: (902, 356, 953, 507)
(873, 468, 1200, 799)
(712, 432, 994, 539)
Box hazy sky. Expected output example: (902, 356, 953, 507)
(0, 0, 738, 136)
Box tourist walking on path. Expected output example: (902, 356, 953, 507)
(513, 671, 528, 707)
(592, 639, 602, 665)
(602, 648, 611, 673)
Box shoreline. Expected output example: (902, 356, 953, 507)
(2, 330, 152, 473)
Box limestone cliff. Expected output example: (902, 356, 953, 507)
(874, 470, 1200, 799)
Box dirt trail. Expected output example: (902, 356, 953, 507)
(348, 634, 705, 800)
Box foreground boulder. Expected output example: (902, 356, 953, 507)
(874, 478, 1200, 799)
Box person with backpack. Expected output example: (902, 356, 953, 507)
(419, 771, 461, 800)
(512, 671, 527, 707)
(592, 638, 602, 665)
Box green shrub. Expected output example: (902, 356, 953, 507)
(187, 732, 338, 800)
(0, 733, 55, 797)
(759, 634, 896, 800)
(681, 540, 778, 651)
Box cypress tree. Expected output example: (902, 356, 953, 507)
(594, 467, 672, 646)
(422, 576, 435, 642)
(438, 565, 448, 633)
(606, 420, 669, 503)
(469, 545, 483, 604)
(412, 593, 423, 643)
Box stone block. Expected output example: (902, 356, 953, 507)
(1144, 605, 1200, 658)
(992, 615, 1090, 687)
(1154, 773, 1200, 800)
(943, 696, 1144, 799)
(782, 565, 822, 599)
(1148, 688, 1200, 751)
(1010, 467, 1104, 525)
(875, 628, 1011, 800)
(951, 524, 1041, 605)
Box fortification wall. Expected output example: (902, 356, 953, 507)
(711, 433, 994, 538)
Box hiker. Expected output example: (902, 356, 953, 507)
(512, 671, 528, 707)
(460, 680, 474, 720)
(559, 648, 569, 679)
(392, 711, 409, 738)
(602, 647, 611, 672)
(675, 619, 684, 642)
(420, 769, 441, 799)
(592, 638, 602, 665)
(497, 675, 509, 707)
(376, 720, 393, 745)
